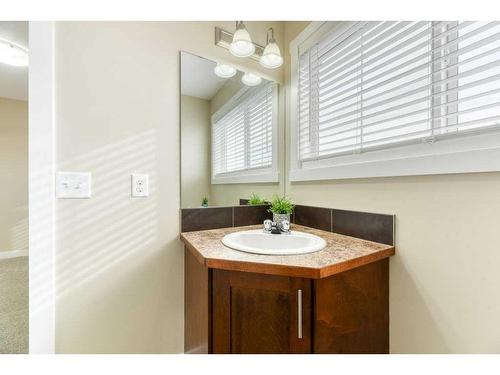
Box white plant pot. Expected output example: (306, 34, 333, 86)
(273, 213, 290, 228)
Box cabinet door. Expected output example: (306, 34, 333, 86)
(314, 259, 389, 353)
(212, 270, 311, 354)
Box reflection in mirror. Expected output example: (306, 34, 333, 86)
(180, 52, 283, 208)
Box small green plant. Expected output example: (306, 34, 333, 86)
(248, 193, 266, 205)
(201, 197, 209, 207)
(268, 196, 295, 215)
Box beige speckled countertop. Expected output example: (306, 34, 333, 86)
(180, 225, 395, 279)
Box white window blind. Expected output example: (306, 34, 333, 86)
(298, 21, 500, 162)
(212, 83, 275, 178)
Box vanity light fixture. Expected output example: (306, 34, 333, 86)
(0, 39, 28, 67)
(241, 72, 262, 86)
(260, 28, 283, 69)
(229, 21, 255, 58)
(214, 63, 237, 78)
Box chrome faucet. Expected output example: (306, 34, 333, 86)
(280, 220, 291, 234)
(263, 219, 273, 233)
(263, 219, 291, 234)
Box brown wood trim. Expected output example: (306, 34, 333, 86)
(318, 247, 395, 279)
(212, 270, 231, 353)
(184, 249, 211, 353)
(206, 247, 394, 279)
(181, 230, 395, 280)
(206, 258, 321, 279)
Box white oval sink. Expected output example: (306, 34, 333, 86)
(222, 229, 327, 255)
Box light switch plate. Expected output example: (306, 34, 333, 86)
(131, 174, 149, 197)
(56, 172, 92, 199)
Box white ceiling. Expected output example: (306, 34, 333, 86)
(181, 52, 229, 100)
(0, 21, 28, 101)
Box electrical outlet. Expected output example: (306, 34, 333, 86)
(56, 172, 92, 199)
(131, 174, 149, 197)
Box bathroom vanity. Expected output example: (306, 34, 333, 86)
(177, 50, 398, 353)
(181, 224, 395, 354)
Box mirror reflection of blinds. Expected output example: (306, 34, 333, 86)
(298, 21, 500, 162)
(213, 83, 274, 175)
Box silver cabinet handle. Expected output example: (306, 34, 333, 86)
(297, 289, 303, 339)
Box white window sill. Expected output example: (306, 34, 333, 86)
(290, 132, 500, 181)
(212, 170, 279, 185)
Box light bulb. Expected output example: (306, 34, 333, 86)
(229, 22, 255, 58)
(214, 63, 237, 78)
(260, 40, 283, 69)
(0, 39, 28, 67)
(241, 72, 262, 86)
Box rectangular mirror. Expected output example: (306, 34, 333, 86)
(180, 52, 284, 208)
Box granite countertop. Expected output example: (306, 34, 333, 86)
(180, 224, 395, 279)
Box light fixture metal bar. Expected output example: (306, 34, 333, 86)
(214, 26, 264, 62)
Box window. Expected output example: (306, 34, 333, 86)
(212, 82, 278, 184)
(290, 21, 500, 180)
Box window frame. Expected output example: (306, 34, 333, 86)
(211, 82, 279, 184)
(289, 21, 500, 181)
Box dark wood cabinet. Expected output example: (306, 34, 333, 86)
(313, 259, 389, 353)
(212, 270, 311, 354)
(185, 248, 389, 354)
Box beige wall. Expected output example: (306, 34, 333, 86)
(181, 95, 211, 208)
(54, 21, 284, 353)
(284, 22, 500, 353)
(210, 72, 244, 116)
(54, 20, 500, 354)
(0, 97, 28, 253)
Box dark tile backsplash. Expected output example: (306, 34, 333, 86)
(234, 205, 272, 227)
(332, 209, 394, 246)
(293, 205, 332, 232)
(181, 199, 395, 246)
(181, 205, 271, 232)
(181, 207, 233, 232)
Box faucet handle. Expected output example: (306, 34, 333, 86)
(263, 219, 273, 232)
(281, 220, 290, 233)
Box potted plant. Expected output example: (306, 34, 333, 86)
(201, 197, 209, 207)
(268, 196, 295, 228)
(248, 193, 266, 205)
